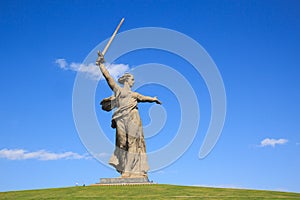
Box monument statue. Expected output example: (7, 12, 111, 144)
(95, 19, 162, 179)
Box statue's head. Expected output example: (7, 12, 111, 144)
(118, 73, 135, 87)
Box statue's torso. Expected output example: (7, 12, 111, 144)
(112, 87, 139, 120)
(116, 88, 138, 108)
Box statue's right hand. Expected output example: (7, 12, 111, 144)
(96, 51, 105, 65)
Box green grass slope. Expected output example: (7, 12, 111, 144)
(0, 184, 299, 199)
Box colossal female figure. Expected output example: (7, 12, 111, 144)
(96, 53, 161, 178)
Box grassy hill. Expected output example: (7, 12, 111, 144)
(0, 184, 299, 199)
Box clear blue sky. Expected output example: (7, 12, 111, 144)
(1, 0, 300, 193)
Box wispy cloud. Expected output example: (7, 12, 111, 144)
(55, 58, 68, 69)
(260, 138, 288, 147)
(55, 58, 129, 80)
(92, 152, 110, 159)
(0, 148, 91, 161)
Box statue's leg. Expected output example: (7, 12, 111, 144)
(109, 118, 127, 175)
(125, 110, 149, 177)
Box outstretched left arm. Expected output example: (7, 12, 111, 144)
(137, 93, 162, 104)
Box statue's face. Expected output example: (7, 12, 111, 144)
(127, 76, 135, 87)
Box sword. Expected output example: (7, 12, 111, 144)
(98, 18, 124, 58)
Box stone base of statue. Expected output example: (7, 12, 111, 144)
(92, 177, 154, 185)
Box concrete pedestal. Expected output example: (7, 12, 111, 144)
(93, 177, 153, 185)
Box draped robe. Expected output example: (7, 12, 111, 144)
(101, 86, 149, 177)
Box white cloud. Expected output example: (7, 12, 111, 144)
(106, 63, 130, 80)
(55, 58, 129, 81)
(69, 62, 101, 80)
(0, 148, 91, 161)
(92, 152, 110, 159)
(55, 58, 68, 69)
(260, 138, 288, 147)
